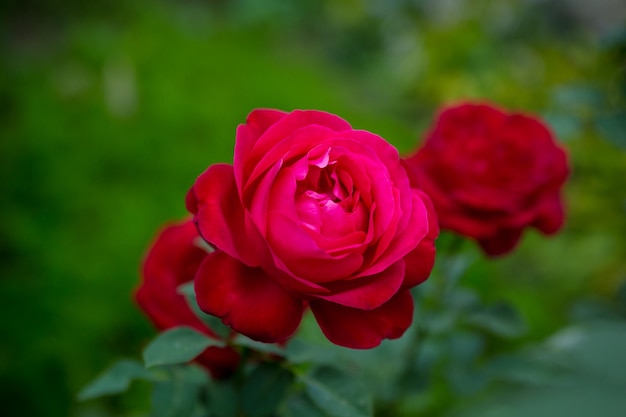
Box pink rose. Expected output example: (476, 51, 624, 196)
(187, 109, 438, 349)
(403, 102, 569, 256)
(135, 220, 239, 378)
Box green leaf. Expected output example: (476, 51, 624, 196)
(241, 362, 294, 417)
(151, 366, 209, 417)
(143, 326, 223, 368)
(545, 322, 626, 386)
(77, 359, 155, 401)
(465, 302, 527, 339)
(233, 334, 286, 356)
(208, 379, 239, 417)
(615, 281, 626, 317)
(300, 366, 373, 417)
(178, 282, 232, 339)
(596, 111, 626, 149)
(283, 392, 328, 417)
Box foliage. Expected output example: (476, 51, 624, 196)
(1, 0, 625, 416)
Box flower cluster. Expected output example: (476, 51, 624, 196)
(135, 103, 568, 369)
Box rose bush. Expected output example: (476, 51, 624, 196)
(135, 219, 239, 378)
(403, 102, 569, 256)
(187, 109, 438, 349)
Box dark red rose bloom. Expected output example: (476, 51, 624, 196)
(403, 102, 569, 256)
(135, 220, 239, 378)
(187, 109, 438, 349)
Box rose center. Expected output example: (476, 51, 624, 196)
(294, 162, 368, 241)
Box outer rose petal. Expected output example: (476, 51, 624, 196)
(196, 347, 241, 380)
(195, 250, 304, 343)
(533, 194, 565, 235)
(136, 220, 215, 334)
(402, 191, 439, 289)
(310, 291, 414, 349)
(477, 228, 523, 257)
(187, 163, 265, 267)
(136, 220, 240, 378)
(313, 260, 405, 310)
(246, 109, 288, 137)
(235, 109, 288, 190)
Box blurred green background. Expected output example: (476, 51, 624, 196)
(1, 0, 624, 416)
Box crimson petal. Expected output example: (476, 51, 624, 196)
(195, 250, 304, 343)
(310, 290, 414, 349)
(314, 260, 405, 310)
(187, 163, 265, 267)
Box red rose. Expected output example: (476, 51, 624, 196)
(135, 220, 239, 378)
(403, 102, 569, 256)
(187, 109, 438, 349)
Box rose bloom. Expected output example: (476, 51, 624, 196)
(135, 220, 239, 378)
(403, 102, 569, 256)
(186, 109, 438, 349)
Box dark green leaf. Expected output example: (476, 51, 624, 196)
(77, 359, 155, 401)
(300, 366, 373, 417)
(615, 281, 626, 316)
(449, 386, 626, 417)
(208, 379, 239, 417)
(465, 302, 527, 339)
(241, 362, 293, 417)
(284, 392, 329, 417)
(143, 326, 223, 368)
(151, 366, 208, 417)
(178, 283, 232, 339)
(233, 334, 286, 356)
(545, 322, 626, 386)
(596, 111, 626, 149)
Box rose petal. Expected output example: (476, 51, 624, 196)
(195, 250, 304, 343)
(253, 110, 351, 156)
(266, 166, 365, 283)
(137, 220, 212, 333)
(402, 191, 439, 289)
(268, 211, 364, 284)
(362, 190, 430, 277)
(477, 229, 523, 257)
(187, 163, 265, 267)
(246, 109, 288, 136)
(314, 260, 405, 309)
(196, 346, 240, 379)
(534, 194, 565, 235)
(310, 290, 414, 349)
(235, 109, 287, 191)
(244, 125, 338, 193)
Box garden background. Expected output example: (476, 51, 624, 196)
(1, 0, 625, 416)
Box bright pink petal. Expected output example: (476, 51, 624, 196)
(402, 241, 436, 289)
(195, 250, 304, 343)
(187, 163, 264, 267)
(310, 290, 414, 349)
(402, 191, 439, 289)
(235, 110, 288, 190)
(246, 109, 288, 136)
(244, 111, 351, 178)
(268, 211, 364, 284)
(266, 167, 364, 284)
(362, 190, 430, 277)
